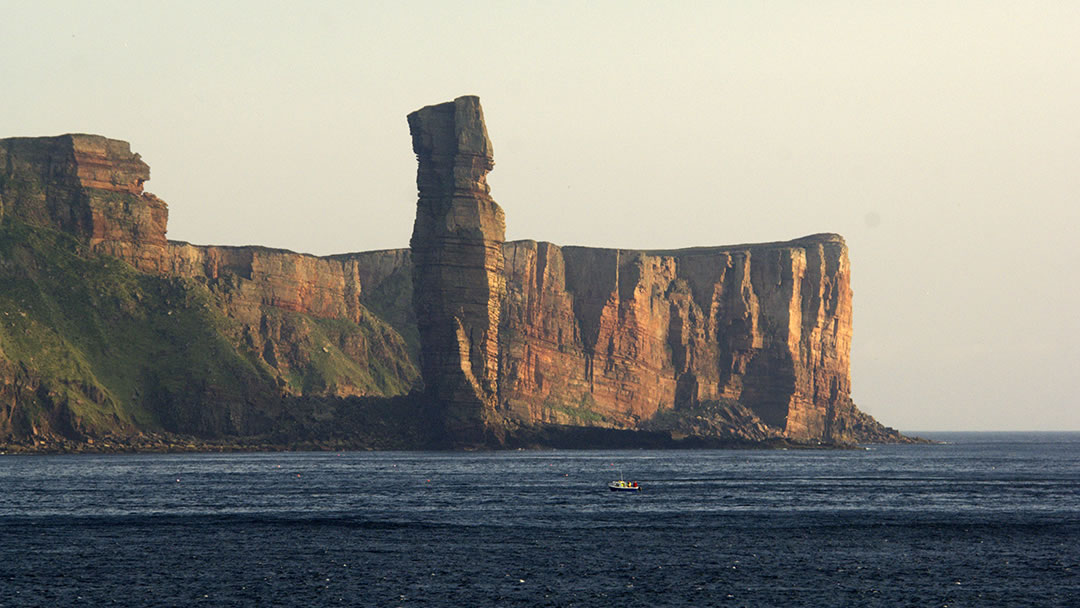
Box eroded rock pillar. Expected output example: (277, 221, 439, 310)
(408, 96, 506, 444)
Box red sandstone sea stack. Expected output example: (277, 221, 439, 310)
(407, 96, 507, 444)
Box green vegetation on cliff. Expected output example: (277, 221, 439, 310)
(0, 219, 419, 443)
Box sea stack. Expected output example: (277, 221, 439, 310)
(407, 96, 507, 444)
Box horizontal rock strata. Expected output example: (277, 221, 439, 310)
(350, 234, 899, 444)
(0, 134, 169, 272)
(499, 235, 875, 442)
(407, 96, 506, 442)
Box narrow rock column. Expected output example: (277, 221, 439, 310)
(407, 96, 506, 444)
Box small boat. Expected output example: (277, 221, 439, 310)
(608, 479, 640, 492)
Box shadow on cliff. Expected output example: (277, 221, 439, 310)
(205, 393, 846, 452)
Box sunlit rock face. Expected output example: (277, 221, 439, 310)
(497, 235, 894, 443)
(407, 96, 507, 444)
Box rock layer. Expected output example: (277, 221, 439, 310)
(163, 242, 419, 400)
(407, 96, 506, 442)
(167, 243, 365, 325)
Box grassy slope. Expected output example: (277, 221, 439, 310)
(0, 219, 419, 441)
(0, 219, 268, 436)
(262, 310, 419, 398)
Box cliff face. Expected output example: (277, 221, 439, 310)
(0, 99, 905, 448)
(407, 97, 507, 442)
(164, 242, 419, 399)
(398, 96, 903, 445)
(498, 237, 878, 443)
(0, 135, 419, 444)
(342, 235, 896, 444)
(0, 135, 169, 272)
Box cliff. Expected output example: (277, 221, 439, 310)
(394, 97, 901, 445)
(0, 134, 169, 272)
(498, 236, 887, 443)
(164, 242, 419, 399)
(0, 135, 419, 445)
(0, 99, 907, 449)
(339, 235, 900, 444)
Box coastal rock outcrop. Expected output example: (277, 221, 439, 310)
(347, 234, 901, 444)
(164, 242, 419, 399)
(0, 135, 419, 445)
(0, 97, 907, 448)
(407, 96, 506, 443)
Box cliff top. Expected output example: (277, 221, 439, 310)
(406, 95, 493, 162)
(523, 233, 847, 258)
(0, 133, 149, 195)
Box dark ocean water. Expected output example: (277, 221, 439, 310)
(1, 433, 1078, 607)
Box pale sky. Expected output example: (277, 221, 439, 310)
(2, 1, 1077, 431)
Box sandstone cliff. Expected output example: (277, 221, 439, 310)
(343, 235, 901, 444)
(398, 96, 903, 445)
(498, 236, 884, 443)
(0, 134, 169, 272)
(0, 135, 418, 444)
(0, 100, 907, 449)
(164, 242, 419, 399)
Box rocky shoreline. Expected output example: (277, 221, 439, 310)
(1, 98, 915, 449)
(1, 426, 930, 455)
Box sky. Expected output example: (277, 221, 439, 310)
(2, 1, 1077, 431)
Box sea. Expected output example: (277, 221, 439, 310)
(1, 432, 1077, 607)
